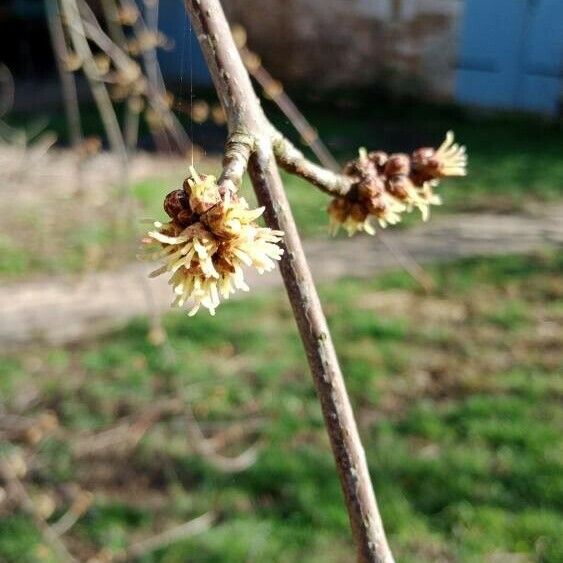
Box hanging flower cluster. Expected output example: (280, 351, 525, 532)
(142, 168, 284, 316)
(327, 131, 467, 236)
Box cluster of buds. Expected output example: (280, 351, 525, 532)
(141, 168, 284, 316)
(328, 131, 467, 236)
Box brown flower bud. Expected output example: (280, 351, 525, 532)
(176, 209, 196, 228)
(410, 148, 441, 185)
(386, 175, 411, 200)
(164, 189, 189, 219)
(191, 100, 209, 124)
(368, 151, 388, 173)
(342, 156, 369, 178)
(349, 202, 367, 223)
(384, 153, 410, 177)
(327, 197, 349, 223)
(357, 175, 385, 201)
(411, 147, 435, 167)
(366, 195, 387, 216)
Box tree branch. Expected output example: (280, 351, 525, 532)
(44, 0, 83, 148)
(123, 512, 215, 560)
(60, 0, 128, 160)
(234, 30, 339, 171)
(183, 1, 394, 561)
(271, 129, 352, 196)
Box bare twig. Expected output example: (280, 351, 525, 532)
(0, 459, 77, 562)
(120, 0, 193, 153)
(0, 63, 15, 119)
(99, 0, 129, 51)
(123, 512, 215, 560)
(98, 0, 141, 152)
(77, 0, 142, 153)
(60, 0, 128, 162)
(51, 491, 93, 537)
(183, 1, 394, 561)
(77, 1, 140, 81)
(185, 406, 259, 473)
(235, 30, 339, 171)
(271, 130, 352, 196)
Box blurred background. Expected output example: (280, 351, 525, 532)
(0, 0, 562, 561)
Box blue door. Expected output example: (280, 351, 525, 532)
(456, 0, 562, 115)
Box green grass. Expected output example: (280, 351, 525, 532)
(1, 252, 562, 562)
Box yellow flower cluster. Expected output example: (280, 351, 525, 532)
(328, 131, 467, 236)
(142, 169, 284, 316)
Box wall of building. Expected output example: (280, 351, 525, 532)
(223, 0, 463, 99)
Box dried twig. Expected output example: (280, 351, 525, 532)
(120, 0, 193, 153)
(0, 458, 77, 563)
(271, 130, 353, 196)
(123, 512, 215, 560)
(0, 63, 15, 119)
(183, 1, 394, 561)
(51, 491, 93, 537)
(44, 0, 83, 149)
(233, 26, 339, 172)
(60, 0, 128, 162)
(184, 406, 259, 473)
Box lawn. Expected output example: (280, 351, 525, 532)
(1, 252, 562, 562)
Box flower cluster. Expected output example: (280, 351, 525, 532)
(142, 168, 284, 316)
(328, 131, 467, 236)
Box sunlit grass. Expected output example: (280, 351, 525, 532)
(1, 252, 562, 562)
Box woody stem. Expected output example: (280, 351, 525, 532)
(184, 1, 394, 561)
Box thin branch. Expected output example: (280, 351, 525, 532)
(123, 512, 215, 560)
(44, 0, 83, 148)
(271, 130, 352, 196)
(184, 406, 259, 473)
(51, 491, 93, 537)
(60, 0, 128, 160)
(0, 459, 77, 563)
(119, 0, 193, 153)
(98, 0, 141, 152)
(236, 35, 339, 171)
(77, 0, 143, 153)
(77, 1, 140, 81)
(99, 0, 129, 50)
(184, 1, 394, 561)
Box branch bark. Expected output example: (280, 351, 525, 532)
(60, 0, 128, 161)
(271, 129, 352, 196)
(183, 1, 394, 561)
(44, 0, 83, 148)
(237, 37, 339, 171)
